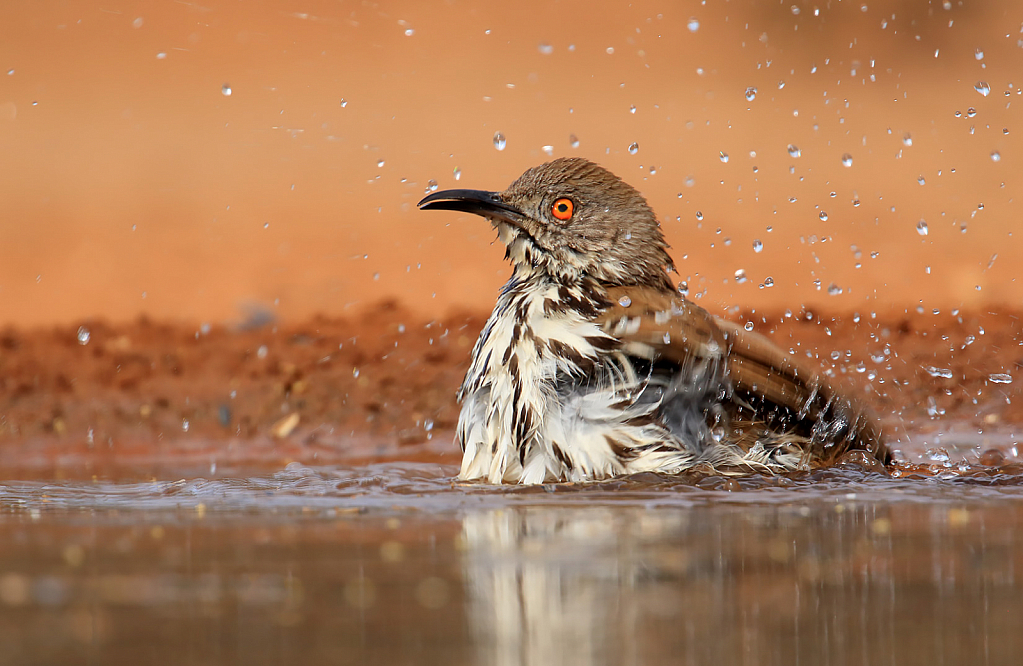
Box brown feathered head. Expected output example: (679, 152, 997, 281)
(420, 158, 676, 290)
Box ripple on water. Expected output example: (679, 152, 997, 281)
(4, 456, 1023, 519)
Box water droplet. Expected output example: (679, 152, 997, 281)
(841, 153, 853, 167)
(787, 144, 801, 158)
(628, 142, 639, 155)
(182, 419, 189, 432)
(257, 345, 268, 359)
(425, 179, 438, 193)
(975, 48, 984, 60)
(762, 276, 774, 288)
(677, 282, 689, 296)
(777, 80, 786, 89)
(687, 17, 700, 32)
(917, 176, 926, 185)
(790, 5, 800, 14)
(745, 86, 757, 101)
(376, 159, 385, 168)
(542, 145, 554, 155)
(263, 222, 269, 229)
(827, 283, 843, 296)
(744, 321, 754, 331)
(903, 133, 913, 146)
(989, 373, 1013, 384)
(606, 47, 615, 55)
(926, 366, 954, 378)
(352, 367, 360, 378)
(991, 151, 1001, 162)
(975, 81, 991, 97)
(967, 107, 977, 118)
(695, 211, 704, 221)
(6, 69, 13, 76)
(618, 295, 632, 307)
(77, 326, 90, 345)
(734, 269, 748, 283)
(340, 98, 348, 108)
(629, 105, 637, 114)
(752, 239, 763, 253)
(719, 152, 729, 163)
(453, 167, 461, 181)
(538, 42, 553, 55)
(569, 134, 579, 148)
(404, 28, 415, 37)
(819, 211, 829, 221)
(156, 52, 167, 60)
(493, 132, 506, 151)
(221, 84, 232, 96)
(916, 220, 929, 235)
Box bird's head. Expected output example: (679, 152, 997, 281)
(419, 158, 676, 289)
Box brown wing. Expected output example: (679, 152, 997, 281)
(598, 286, 728, 368)
(713, 317, 889, 465)
(597, 287, 889, 467)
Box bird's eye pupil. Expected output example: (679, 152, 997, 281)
(557, 203, 567, 212)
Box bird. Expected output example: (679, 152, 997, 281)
(419, 157, 890, 484)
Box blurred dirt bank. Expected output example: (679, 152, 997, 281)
(1, 302, 1020, 477)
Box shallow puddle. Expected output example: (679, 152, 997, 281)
(3, 456, 1023, 665)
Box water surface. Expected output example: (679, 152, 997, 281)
(2, 457, 1023, 665)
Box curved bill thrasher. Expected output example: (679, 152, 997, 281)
(419, 158, 889, 484)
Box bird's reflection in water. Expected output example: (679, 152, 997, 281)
(458, 499, 1023, 666)
(460, 506, 664, 666)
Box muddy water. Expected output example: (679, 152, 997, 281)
(3, 456, 1023, 666)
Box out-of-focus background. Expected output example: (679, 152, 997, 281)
(1, 0, 1019, 327)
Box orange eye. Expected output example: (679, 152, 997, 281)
(551, 198, 574, 221)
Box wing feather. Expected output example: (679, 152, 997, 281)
(596, 287, 889, 467)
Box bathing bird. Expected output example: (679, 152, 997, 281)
(419, 158, 889, 484)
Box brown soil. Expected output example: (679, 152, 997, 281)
(2, 302, 1021, 478)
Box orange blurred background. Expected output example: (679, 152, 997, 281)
(1, 0, 1019, 327)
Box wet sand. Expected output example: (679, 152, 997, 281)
(1, 301, 1021, 478)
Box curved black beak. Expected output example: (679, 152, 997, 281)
(418, 189, 524, 225)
